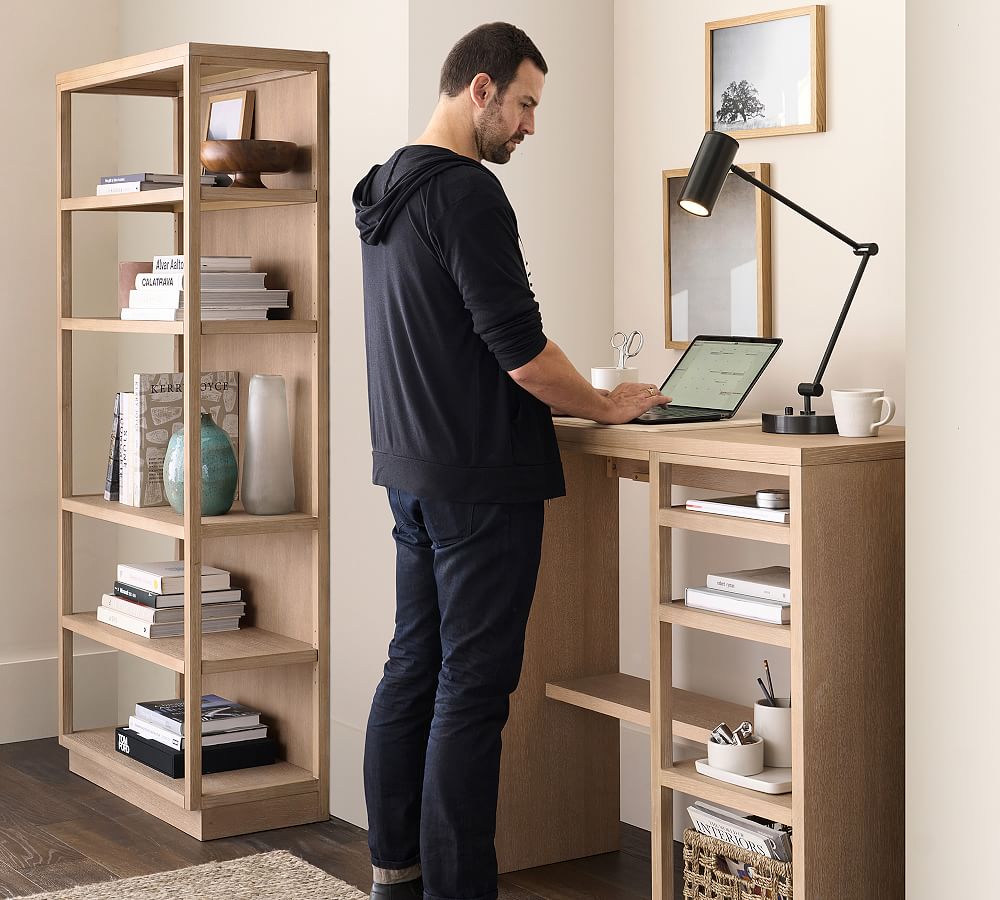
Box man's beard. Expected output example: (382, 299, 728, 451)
(475, 99, 519, 164)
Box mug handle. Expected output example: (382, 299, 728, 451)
(872, 396, 896, 432)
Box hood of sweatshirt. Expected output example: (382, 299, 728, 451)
(353, 146, 492, 245)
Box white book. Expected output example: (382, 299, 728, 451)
(102, 594, 245, 624)
(118, 393, 132, 507)
(685, 495, 790, 524)
(97, 606, 241, 638)
(707, 566, 791, 603)
(127, 715, 266, 750)
(116, 562, 230, 594)
(684, 586, 790, 624)
(134, 271, 267, 291)
(121, 307, 270, 321)
(152, 255, 252, 274)
(128, 288, 287, 308)
(96, 182, 178, 195)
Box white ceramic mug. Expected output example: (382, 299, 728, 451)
(754, 698, 792, 768)
(707, 735, 764, 776)
(591, 366, 639, 391)
(831, 388, 896, 437)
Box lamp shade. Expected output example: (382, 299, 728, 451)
(678, 131, 739, 217)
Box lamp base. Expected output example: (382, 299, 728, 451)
(761, 410, 839, 435)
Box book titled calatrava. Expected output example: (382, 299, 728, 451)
(132, 370, 238, 507)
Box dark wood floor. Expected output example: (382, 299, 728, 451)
(0, 738, 683, 898)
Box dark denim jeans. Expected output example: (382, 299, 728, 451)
(364, 488, 545, 900)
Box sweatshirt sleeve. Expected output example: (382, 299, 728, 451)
(430, 180, 547, 372)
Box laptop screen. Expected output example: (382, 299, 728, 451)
(660, 337, 781, 413)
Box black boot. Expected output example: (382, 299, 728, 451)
(369, 877, 423, 898)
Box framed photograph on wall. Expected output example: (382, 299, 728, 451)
(707, 5, 825, 139)
(205, 90, 255, 141)
(663, 163, 772, 350)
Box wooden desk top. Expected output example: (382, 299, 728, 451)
(553, 418, 905, 467)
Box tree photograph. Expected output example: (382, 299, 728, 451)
(716, 79, 766, 126)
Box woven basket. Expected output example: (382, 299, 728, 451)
(682, 828, 793, 899)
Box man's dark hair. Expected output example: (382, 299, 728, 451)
(439, 22, 547, 100)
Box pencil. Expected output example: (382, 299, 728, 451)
(757, 677, 775, 706)
(764, 659, 775, 701)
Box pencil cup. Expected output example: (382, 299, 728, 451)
(754, 698, 792, 768)
(707, 735, 764, 776)
(591, 366, 639, 391)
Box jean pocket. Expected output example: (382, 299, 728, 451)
(420, 498, 477, 548)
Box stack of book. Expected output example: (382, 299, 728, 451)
(109, 369, 239, 508)
(97, 562, 245, 639)
(121, 255, 289, 321)
(684, 566, 791, 624)
(115, 694, 276, 778)
(96, 173, 219, 195)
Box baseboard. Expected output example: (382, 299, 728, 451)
(0, 646, 118, 743)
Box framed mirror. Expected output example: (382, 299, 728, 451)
(662, 162, 772, 350)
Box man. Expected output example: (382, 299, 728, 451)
(353, 22, 668, 900)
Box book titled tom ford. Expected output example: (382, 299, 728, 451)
(131, 371, 238, 507)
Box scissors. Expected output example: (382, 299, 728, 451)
(611, 330, 644, 369)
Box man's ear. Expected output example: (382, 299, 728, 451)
(469, 72, 492, 111)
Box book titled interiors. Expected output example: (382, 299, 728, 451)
(132, 370, 238, 507)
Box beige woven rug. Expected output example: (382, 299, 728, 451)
(25, 851, 368, 899)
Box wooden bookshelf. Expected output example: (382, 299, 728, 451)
(56, 43, 329, 840)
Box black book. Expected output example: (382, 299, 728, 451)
(103, 393, 121, 502)
(113, 581, 242, 609)
(114, 727, 276, 779)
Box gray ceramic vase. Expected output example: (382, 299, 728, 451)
(163, 412, 238, 516)
(241, 374, 296, 515)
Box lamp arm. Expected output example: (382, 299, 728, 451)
(729, 164, 864, 252)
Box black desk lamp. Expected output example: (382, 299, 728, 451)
(678, 131, 878, 434)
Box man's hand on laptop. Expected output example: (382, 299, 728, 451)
(595, 383, 671, 425)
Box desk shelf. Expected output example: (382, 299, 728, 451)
(658, 505, 791, 545)
(658, 759, 793, 826)
(659, 599, 791, 648)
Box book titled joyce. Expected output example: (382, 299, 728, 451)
(685, 495, 790, 524)
(684, 586, 790, 625)
(132, 370, 238, 507)
(135, 694, 262, 736)
(706, 566, 791, 603)
(116, 561, 231, 594)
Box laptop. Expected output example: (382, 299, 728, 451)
(633, 335, 782, 424)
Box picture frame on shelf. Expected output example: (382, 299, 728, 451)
(706, 5, 825, 140)
(205, 89, 255, 140)
(662, 163, 772, 350)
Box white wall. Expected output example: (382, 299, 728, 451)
(0, 1, 122, 741)
(906, 2, 1000, 894)
(613, 0, 906, 833)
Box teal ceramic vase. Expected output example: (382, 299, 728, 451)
(163, 412, 238, 516)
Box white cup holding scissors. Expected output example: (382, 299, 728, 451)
(592, 330, 643, 391)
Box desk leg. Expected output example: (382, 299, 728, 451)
(496, 450, 621, 872)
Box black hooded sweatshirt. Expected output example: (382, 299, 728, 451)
(353, 145, 565, 504)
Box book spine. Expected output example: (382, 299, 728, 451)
(102, 594, 157, 623)
(96, 605, 153, 637)
(113, 581, 162, 608)
(706, 575, 791, 603)
(128, 716, 183, 750)
(115, 566, 163, 594)
(684, 589, 788, 624)
(95, 181, 143, 194)
(115, 728, 184, 778)
(152, 255, 185, 274)
(103, 393, 121, 502)
(135, 272, 183, 290)
(100, 174, 150, 184)
(118, 393, 131, 506)
(133, 373, 144, 506)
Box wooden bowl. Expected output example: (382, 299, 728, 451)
(200, 139, 298, 189)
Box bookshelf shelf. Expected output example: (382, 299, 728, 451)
(61, 317, 318, 335)
(56, 44, 330, 840)
(658, 759, 793, 826)
(544, 673, 752, 744)
(62, 613, 317, 674)
(658, 505, 791, 545)
(658, 599, 792, 648)
(61, 187, 317, 213)
(62, 495, 320, 539)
